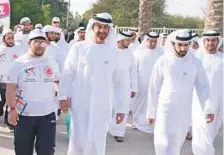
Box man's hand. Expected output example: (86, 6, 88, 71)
(116, 113, 125, 124)
(8, 110, 18, 126)
(148, 118, 155, 125)
(131, 92, 137, 98)
(60, 100, 70, 113)
(206, 114, 215, 123)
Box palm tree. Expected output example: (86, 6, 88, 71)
(138, 0, 153, 39)
(204, 0, 223, 35)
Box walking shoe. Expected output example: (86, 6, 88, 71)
(114, 136, 124, 143)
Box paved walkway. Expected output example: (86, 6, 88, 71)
(0, 115, 223, 155)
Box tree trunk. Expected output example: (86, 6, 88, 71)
(138, 0, 153, 39)
(204, 0, 223, 36)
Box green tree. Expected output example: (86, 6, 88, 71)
(10, 0, 73, 28)
(83, 0, 165, 27)
(82, 0, 204, 29)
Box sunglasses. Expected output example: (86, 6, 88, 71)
(32, 40, 47, 47)
(53, 21, 60, 24)
(5, 37, 14, 40)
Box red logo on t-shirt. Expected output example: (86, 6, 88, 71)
(44, 66, 53, 77)
(12, 55, 18, 60)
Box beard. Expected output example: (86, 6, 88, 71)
(206, 46, 217, 54)
(5, 42, 15, 47)
(55, 38, 60, 43)
(97, 32, 107, 40)
(47, 37, 55, 42)
(33, 51, 44, 57)
(175, 50, 187, 57)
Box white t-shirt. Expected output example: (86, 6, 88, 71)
(8, 53, 60, 116)
(0, 45, 24, 83)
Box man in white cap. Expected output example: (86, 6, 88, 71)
(43, 25, 65, 73)
(108, 31, 138, 143)
(6, 29, 60, 155)
(17, 17, 33, 52)
(128, 28, 140, 52)
(192, 30, 223, 155)
(51, 17, 69, 55)
(52, 17, 61, 28)
(0, 28, 23, 130)
(69, 26, 86, 47)
(146, 30, 215, 155)
(132, 32, 163, 133)
(14, 25, 23, 45)
(35, 23, 43, 30)
(58, 13, 125, 155)
(159, 33, 168, 49)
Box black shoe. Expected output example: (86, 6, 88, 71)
(114, 136, 124, 143)
(186, 132, 192, 141)
(0, 109, 3, 116)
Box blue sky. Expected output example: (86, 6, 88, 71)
(70, 0, 207, 18)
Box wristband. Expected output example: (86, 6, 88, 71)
(10, 106, 16, 111)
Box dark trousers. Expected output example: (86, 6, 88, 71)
(14, 112, 56, 155)
(0, 84, 9, 125)
(0, 84, 14, 129)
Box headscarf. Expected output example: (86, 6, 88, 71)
(129, 28, 140, 42)
(159, 33, 168, 46)
(74, 26, 86, 41)
(198, 30, 223, 52)
(116, 31, 133, 42)
(138, 32, 160, 50)
(163, 29, 192, 54)
(85, 13, 116, 48)
(35, 23, 43, 30)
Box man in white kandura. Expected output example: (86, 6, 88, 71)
(69, 26, 86, 47)
(108, 31, 138, 143)
(159, 33, 168, 49)
(132, 32, 163, 133)
(128, 28, 140, 53)
(147, 30, 215, 155)
(191, 33, 200, 52)
(58, 13, 126, 155)
(192, 30, 223, 155)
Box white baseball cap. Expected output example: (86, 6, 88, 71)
(20, 17, 32, 25)
(35, 23, 43, 29)
(28, 29, 46, 40)
(43, 25, 60, 33)
(2, 28, 13, 36)
(52, 17, 60, 23)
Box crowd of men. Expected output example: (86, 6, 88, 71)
(0, 12, 223, 155)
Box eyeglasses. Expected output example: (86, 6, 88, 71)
(53, 22, 60, 24)
(5, 37, 14, 40)
(32, 40, 47, 47)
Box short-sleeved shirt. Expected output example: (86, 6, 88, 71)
(8, 53, 60, 116)
(0, 45, 24, 83)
